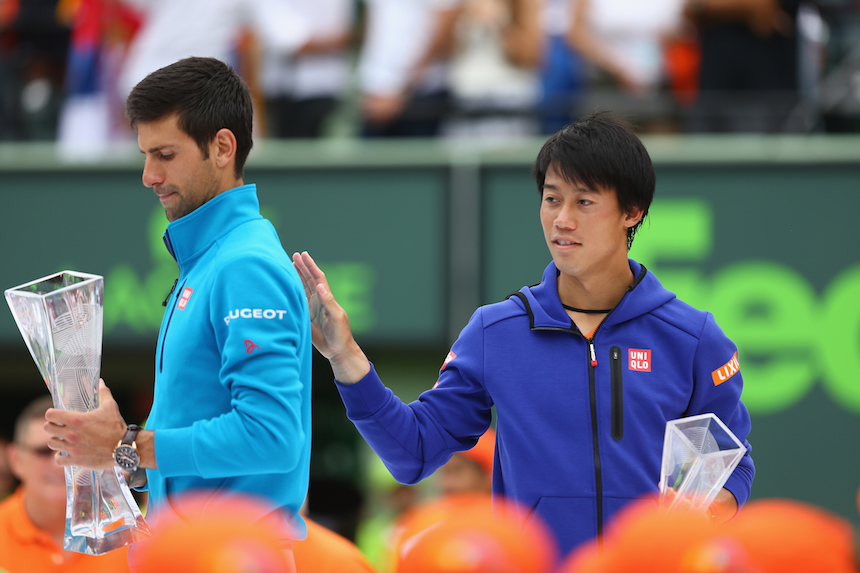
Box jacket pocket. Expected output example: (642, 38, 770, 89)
(610, 346, 623, 441)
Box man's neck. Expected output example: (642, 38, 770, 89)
(557, 257, 634, 311)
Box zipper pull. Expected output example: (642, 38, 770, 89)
(589, 339, 597, 367)
(162, 278, 178, 307)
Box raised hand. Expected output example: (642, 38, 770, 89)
(292, 251, 370, 384)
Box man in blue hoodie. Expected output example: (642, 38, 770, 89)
(292, 111, 754, 558)
(44, 57, 312, 570)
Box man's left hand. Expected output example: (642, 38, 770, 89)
(44, 379, 128, 470)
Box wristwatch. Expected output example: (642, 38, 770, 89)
(113, 424, 142, 472)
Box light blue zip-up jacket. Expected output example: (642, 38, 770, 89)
(337, 259, 754, 557)
(141, 184, 311, 538)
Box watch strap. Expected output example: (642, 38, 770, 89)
(119, 424, 142, 447)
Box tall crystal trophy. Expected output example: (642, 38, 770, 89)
(659, 413, 745, 513)
(5, 271, 151, 554)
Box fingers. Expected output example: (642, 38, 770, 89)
(98, 378, 116, 407)
(291, 252, 315, 296)
(292, 251, 326, 296)
(293, 251, 337, 302)
(294, 251, 324, 283)
(44, 407, 68, 428)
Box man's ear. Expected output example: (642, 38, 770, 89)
(7, 444, 23, 480)
(211, 128, 237, 171)
(624, 207, 644, 228)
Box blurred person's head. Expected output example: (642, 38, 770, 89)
(7, 396, 66, 522)
(719, 498, 859, 573)
(126, 57, 253, 182)
(533, 111, 655, 251)
(133, 492, 297, 573)
(561, 497, 860, 573)
(439, 428, 494, 496)
(559, 498, 735, 573)
(394, 495, 557, 573)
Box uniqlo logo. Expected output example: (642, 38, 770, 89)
(629, 348, 651, 372)
(177, 287, 194, 310)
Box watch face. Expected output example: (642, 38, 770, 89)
(114, 445, 140, 472)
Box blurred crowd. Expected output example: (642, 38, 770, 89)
(2, 0, 860, 149)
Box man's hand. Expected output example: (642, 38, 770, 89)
(292, 251, 371, 384)
(44, 379, 127, 470)
(707, 487, 739, 523)
(659, 485, 738, 524)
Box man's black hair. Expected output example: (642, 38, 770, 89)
(533, 110, 656, 250)
(126, 57, 253, 179)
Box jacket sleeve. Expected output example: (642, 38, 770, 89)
(154, 253, 310, 479)
(687, 312, 755, 507)
(336, 308, 494, 484)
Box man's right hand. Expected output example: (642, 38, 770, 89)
(292, 251, 371, 384)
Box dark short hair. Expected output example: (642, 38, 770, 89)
(126, 57, 253, 179)
(14, 395, 53, 444)
(533, 111, 656, 249)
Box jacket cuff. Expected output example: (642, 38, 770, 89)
(153, 426, 197, 478)
(335, 362, 393, 420)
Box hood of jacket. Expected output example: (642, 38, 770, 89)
(513, 259, 677, 330)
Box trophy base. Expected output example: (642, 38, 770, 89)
(63, 466, 153, 555)
(65, 514, 152, 555)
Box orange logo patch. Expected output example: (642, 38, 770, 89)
(711, 352, 740, 386)
(440, 350, 456, 371)
(433, 351, 457, 389)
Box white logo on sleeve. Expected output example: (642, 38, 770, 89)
(224, 308, 289, 325)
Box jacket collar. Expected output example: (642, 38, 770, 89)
(162, 184, 262, 266)
(515, 259, 671, 330)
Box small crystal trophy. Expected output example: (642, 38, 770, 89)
(5, 271, 151, 554)
(659, 413, 745, 513)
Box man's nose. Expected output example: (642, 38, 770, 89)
(555, 204, 577, 229)
(142, 158, 162, 188)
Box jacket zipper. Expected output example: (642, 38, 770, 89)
(160, 229, 181, 374)
(585, 311, 614, 543)
(162, 278, 178, 307)
(586, 336, 603, 542)
(159, 279, 185, 373)
(610, 346, 623, 441)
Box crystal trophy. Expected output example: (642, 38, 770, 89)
(5, 271, 151, 554)
(659, 413, 745, 513)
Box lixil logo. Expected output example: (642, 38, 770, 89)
(712, 352, 740, 386)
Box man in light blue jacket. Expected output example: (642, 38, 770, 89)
(45, 57, 312, 571)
